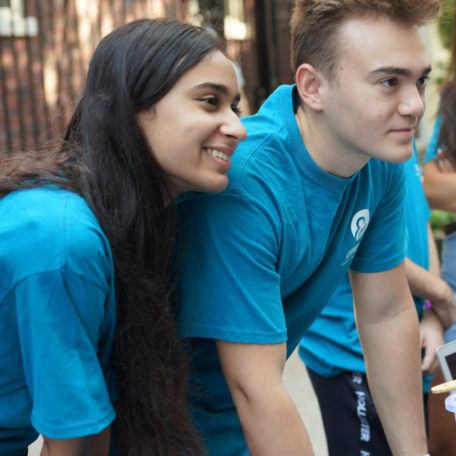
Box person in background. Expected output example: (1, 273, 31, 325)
(300, 142, 454, 455)
(423, 18, 456, 448)
(0, 18, 245, 456)
(176, 1, 440, 454)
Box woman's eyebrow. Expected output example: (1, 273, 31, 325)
(191, 82, 241, 101)
(192, 82, 228, 93)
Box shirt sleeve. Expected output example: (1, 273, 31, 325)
(177, 191, 287, 344)
(350, 163, 406, 273)
(14, 269, 115, 439)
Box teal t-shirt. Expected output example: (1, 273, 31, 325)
(0, 187, 116, 454)
(299, 148, 432, 389)
(177, 85, 406, 455)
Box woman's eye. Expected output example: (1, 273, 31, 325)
(231, 104, 241, 116)
(200, 96, 218, 107)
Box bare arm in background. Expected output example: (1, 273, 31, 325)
(405, 223, 456, 329)
(423, 159, 456, 212)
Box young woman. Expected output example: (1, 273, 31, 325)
(0, 18, 245, 456)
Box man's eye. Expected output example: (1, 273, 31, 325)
(381, 78, 398, 88)
(417, 76, 430, 87)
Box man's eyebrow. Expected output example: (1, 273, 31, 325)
(369, 65, 432, 78)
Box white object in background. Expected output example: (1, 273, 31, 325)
(445, 392, 456, 422)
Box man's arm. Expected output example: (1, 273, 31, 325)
(350, 263, 427, 455)
(41, 426, 110, 456)
(216, 341, 313, 455)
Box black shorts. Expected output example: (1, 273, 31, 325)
(307, 368, 428, 456)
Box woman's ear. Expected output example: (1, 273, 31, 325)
(295, 63, 325, 112)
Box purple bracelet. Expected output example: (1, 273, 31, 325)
(424, 299, 432, 310)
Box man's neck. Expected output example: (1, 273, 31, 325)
(295, 105, 369, 178)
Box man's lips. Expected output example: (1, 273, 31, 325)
(390, 127, 416, 137)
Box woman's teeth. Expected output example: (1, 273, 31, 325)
(206, 148, 229, 161)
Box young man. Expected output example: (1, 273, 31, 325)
(177, 1, 440, 454)
(300, 145, 454, 455)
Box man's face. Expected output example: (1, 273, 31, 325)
(319, 17, 431, 167)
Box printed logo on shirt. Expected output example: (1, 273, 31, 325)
(350, 209, 370, 241)
(341, 242, 360, 267)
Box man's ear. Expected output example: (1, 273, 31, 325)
(295, 63, 325, 112)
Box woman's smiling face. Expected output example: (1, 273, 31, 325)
(137, 50, 247, 198)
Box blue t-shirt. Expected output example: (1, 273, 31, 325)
(0, 187, 116, 455)
(299, 148, 431, 383)
(177, 85, 406, 455)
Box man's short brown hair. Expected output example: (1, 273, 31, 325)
(290, 0, 440, 78)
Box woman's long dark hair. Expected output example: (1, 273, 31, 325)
(0, 18, 223, 455)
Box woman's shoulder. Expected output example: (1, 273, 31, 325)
(1, 186, 100, 241)
(0, 187, 113, 289)
(1, 185, 86, 218)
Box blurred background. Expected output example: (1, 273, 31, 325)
(0, 0, 295, 153)
(1, 0, 454, 154)
(1, 2, 456, 454)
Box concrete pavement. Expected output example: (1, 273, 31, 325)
(283, 349, 328, 456)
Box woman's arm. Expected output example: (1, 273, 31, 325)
(41, 426, 111, 456)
